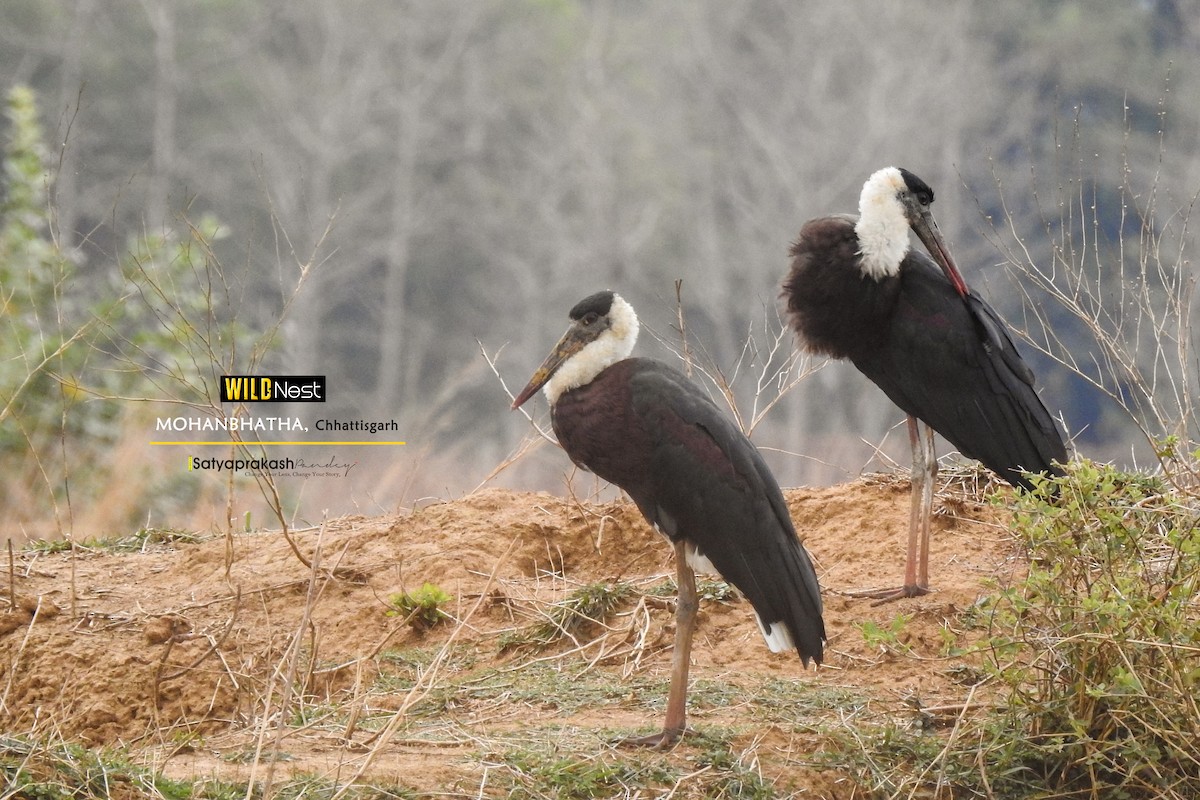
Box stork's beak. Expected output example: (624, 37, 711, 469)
(510, 323, 592, 409)
(909, 207, 969, 298)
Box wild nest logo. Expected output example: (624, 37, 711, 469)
(153, 373, 403, 472)
(219, 375, 327, 403)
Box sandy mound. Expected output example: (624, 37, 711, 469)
(0, 477, 1018, 794)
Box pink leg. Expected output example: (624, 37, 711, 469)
(619, 539, 696, 749)
(850, 416, 935, 603)
(915, 419, 936, 590)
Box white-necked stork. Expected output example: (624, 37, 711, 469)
(512, 290, 825, 748)
(783, 167, 1067, 600)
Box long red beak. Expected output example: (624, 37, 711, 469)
(910, 208, 969, 298)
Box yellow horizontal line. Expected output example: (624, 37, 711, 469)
(150, 441, 406, 446)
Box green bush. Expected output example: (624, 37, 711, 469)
(828, 461, 1200, 799)
(974, 460, 1200, 798)
(1, 84, 259, 534)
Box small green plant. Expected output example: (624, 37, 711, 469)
(387, 582, 453, 629)
(855, 614, 913, 655)
(937, 621, 964, 657)
(24, 537, 74, 554)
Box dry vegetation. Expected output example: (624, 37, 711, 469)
(1, 473, 1027, 798)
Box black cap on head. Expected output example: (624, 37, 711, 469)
(898, 168, 935, 206)
(569, 290, 615, 321)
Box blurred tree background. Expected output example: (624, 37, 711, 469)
(2, 0, 1199, 537)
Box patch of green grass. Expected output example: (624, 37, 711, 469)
(378, 644, 477, 671)
(372, 659, 667, 726)
(366, 645, 864, 756)
(744, 678, 866, 729)
(265, 772, 419, 799)
(189, 778, 245, 800)
(499, 742, 677, 798)
(365, 654, 827, 740)
(25, 526, 204, 554)
(220, 749, 295, 764)
(647, 575, 742, 603)
(499, 580, 636, 652)
(0, 736, 420, 800)
(0, 735, 193, 800)
(24, 538, 73, 554)
(488, 727, 778, 799)
(688, 728, 779, 799)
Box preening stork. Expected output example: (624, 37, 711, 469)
(783, 167, 1067, 601)
(512, 290, 825, 748)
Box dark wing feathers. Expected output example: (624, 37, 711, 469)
(624, 361, 825, 664)
(853, 252, 1067, 489)
(965, 294, 1068, 482)
(967, 295, 1035, 386)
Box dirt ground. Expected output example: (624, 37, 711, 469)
(0, 474, 1021, 797)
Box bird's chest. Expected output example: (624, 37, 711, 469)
(550, 372, 653, 486)
(788, 221, 899, 358)
(806, 272, 899, 358)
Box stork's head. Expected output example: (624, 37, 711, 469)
(855, 166, 968, 297)
(511, 290, 640, 409)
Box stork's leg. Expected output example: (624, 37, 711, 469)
(619, 539, 697, 749)
(850, 416, 935, 602)
(914, 419, 937, 590)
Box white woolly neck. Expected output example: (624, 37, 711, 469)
(544, 293, 639, 405)
(854, 166, 911, 280)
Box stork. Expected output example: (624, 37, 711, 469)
(512, 290, 825, 748)
(783, 167, 1067, 601)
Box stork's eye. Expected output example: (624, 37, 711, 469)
(581, 312, 601, 326)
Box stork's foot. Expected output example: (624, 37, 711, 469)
(614, 727, 685, 750)
(847, 584, 931, 605)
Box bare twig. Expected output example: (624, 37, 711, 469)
(160, 586, 242, 682)
(479, 339, 557, 445)
(980, 103, 1199, 491)
(673, 279, 693, 378)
